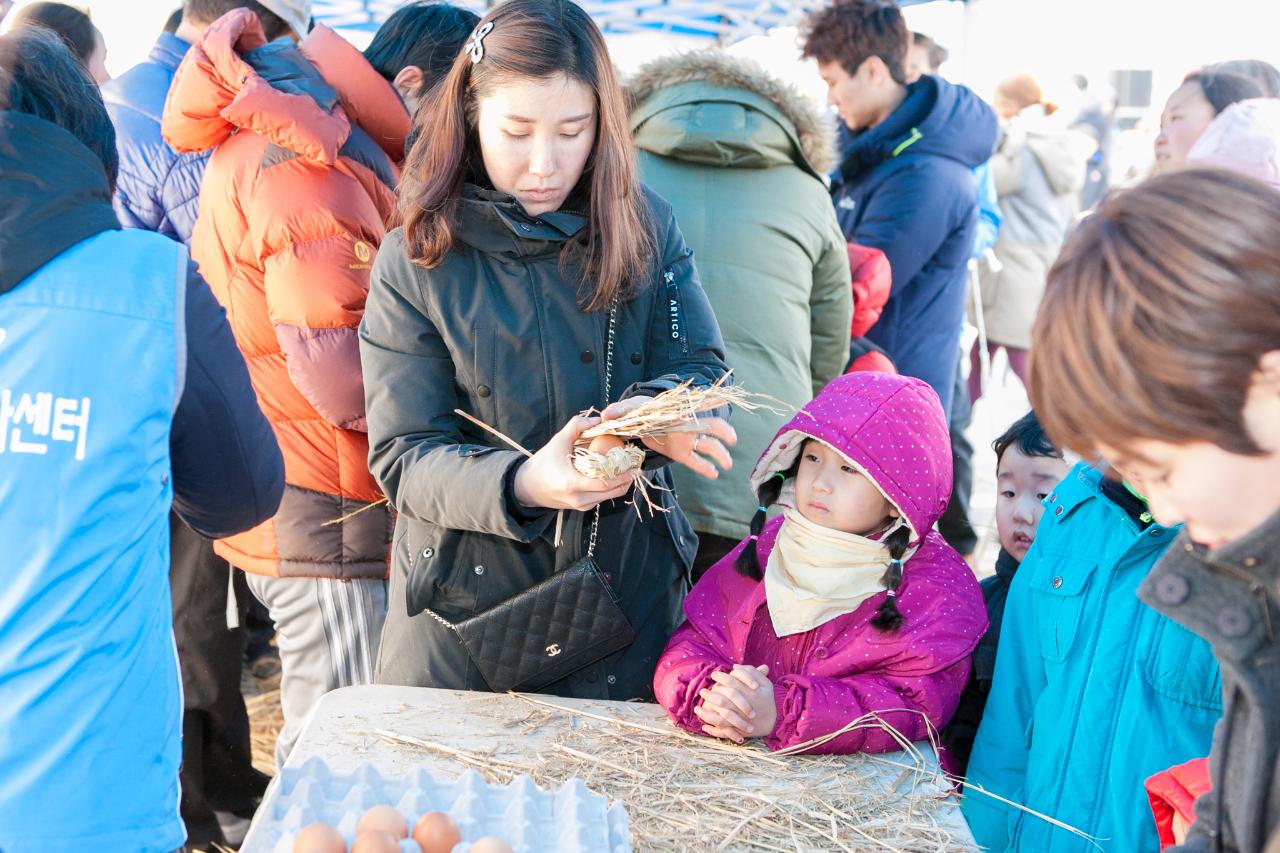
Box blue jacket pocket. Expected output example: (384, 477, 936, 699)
(1029, 556, 1095, 663)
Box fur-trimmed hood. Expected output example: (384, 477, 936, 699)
(629, 51, 836, 177)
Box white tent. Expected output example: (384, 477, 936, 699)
(313, 0, 956, 43)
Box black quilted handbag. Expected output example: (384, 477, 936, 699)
(423, 303, 635, 692)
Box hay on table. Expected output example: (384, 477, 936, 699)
(364, 692, 978, 852)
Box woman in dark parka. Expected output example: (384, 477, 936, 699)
(360, 0, 734, 700)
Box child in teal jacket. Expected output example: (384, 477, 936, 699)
(962, 462, 1221, 852)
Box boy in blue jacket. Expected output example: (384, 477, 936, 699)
(962, 460, 1221, 851)
(1028, 169, 1280, 853)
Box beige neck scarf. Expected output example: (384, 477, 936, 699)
(764, 506, 912, 637)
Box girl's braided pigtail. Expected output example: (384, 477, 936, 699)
(870, 526, 911, 631)
(735, 468, 791, 580)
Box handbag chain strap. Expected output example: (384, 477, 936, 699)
(424, 301, 618, 633)
(586, 300, 617, 558)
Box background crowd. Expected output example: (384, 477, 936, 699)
(0, 1, 1278, 852)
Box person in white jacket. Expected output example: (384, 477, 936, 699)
(969, 73, 1092, 403)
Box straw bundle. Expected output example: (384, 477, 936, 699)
(572, 441, 648, 480)
(578, 374, 786, 445)
(367, 694, 983, 852)
(570, 374, 788, 483)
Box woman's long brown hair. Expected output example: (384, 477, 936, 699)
(397, 0, 653, 311)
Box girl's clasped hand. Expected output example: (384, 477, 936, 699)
(694, 664, 777, 743)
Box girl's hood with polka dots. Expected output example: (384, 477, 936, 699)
(749, 372, 952, 544)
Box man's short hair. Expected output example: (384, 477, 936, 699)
(184, 1, 292, 40)
(362, 2, 478, 92)
(912, 31, 948, 74)
(801, 0, 910, 85)
(1030, 168, 1280, 457)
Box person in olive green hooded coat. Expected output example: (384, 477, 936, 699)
(629, 52, 853, 576)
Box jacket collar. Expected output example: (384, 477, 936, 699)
(994, 548, 1020, 582)
(299, 24, 410, 164)
(454, 184, 586, 259)
(148, 31, 190, 72)
(837, 77, 935, 183)
(164, 10, 407, 167)
(835, 74, 998, 185)
(0, 112, 120, 295)
(1183, 507, 1280, 583)
(1044, 462, 1102, 525)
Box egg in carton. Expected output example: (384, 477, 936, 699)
(247, 756, 631, 853)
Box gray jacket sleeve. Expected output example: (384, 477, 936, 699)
(360, 233, 555, 541)
(808, 215, 855, 394)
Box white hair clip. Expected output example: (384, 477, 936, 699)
(466, 22, 494, 64)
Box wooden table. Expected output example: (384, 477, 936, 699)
(242, 685, 977, 852)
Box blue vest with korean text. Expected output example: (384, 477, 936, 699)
(0, 228, 187, 853)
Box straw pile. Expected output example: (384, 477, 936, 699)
(246, 687, 284, 776)
(366, 693, 976, 852)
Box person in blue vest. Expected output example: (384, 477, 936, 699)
(801, 0, 997, 419)
(0, 27, 283, 853)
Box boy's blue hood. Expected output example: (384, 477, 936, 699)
(836, 75, 998, 183)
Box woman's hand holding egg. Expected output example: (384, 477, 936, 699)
(513, 414, 637, 511)
(599, 396, 737, 480)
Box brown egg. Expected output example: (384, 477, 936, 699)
(357, 805, 408, 840)
(412, 811, 461, 853)
(587, 433, 626, 454)
(292, 822, 346, 853)
(350, 830, 400, 853)
(467, 838, 514, 853)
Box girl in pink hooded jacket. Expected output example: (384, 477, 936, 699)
(655, 372, 987, 754)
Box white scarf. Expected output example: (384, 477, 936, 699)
(764, 506, 913, 637)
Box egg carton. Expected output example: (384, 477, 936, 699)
(245, 757, 631, 853)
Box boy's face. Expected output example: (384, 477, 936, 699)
(1104, 439, 1280, 548)
(1101, 358, 1280, 547)
(996, 446, 1071, 562)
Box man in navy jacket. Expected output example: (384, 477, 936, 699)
(803, 0, 997, 418)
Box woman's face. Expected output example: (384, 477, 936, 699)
(993, 89, 1021, 121)
(1154, 81, 1215, 173)
(476, 73, 596, 217)
(86, 26, 110, 85)
(793, 440, 897, 536)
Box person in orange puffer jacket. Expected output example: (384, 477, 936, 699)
(845, 242, 895, 374)
(162, 3, 478, 766)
